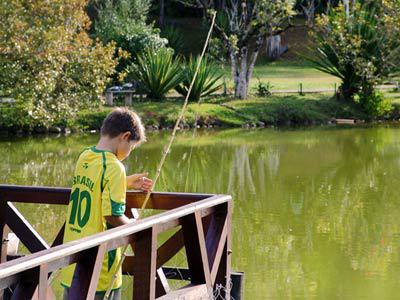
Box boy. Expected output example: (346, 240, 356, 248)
(61, 108, 153, 299)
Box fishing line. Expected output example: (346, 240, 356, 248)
(104, 11, 217, 299)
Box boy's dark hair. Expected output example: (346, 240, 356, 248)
(101, 108, 146, 144)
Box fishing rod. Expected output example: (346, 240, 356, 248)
(104, 11, 217, 299)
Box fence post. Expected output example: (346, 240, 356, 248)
(105, 92, 113, 106)
(124, 93, 133, 106)
(133, 227, 158, 300)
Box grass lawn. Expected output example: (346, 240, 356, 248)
(172, 16, 339, 91)
(76, 91, 400, 131)
(221, 60, 340, 92)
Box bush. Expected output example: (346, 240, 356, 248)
(175, 56, 223, 101)
(0, 0, 118, 129)
(355, 91, 392, 117)
(255, 80, 273, 97)
(161, 26, 185, 54)
(76, 109, 111, 130)
(310, 1, 400, 112)
(127, 48, 184, 100)
(94, 0, 167, 79)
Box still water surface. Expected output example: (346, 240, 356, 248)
(1, 127, 400, 300)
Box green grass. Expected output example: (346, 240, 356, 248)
(222, 60, 340, 92)
(172, 16, 338, 91)
(77, 92, 400, 130)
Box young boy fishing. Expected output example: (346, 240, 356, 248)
(61, 108, 153, 300)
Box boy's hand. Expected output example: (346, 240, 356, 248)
(126, 172, 153, 192)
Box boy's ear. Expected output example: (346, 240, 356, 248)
(121, 131, 131, 141)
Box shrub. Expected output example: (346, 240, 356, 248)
(354, 91, 392, 117)
(255, 80, 273, 97)
(161, 26, 185, 54)
(175, 56, 223, 101)
(94, 0, 167, 79)
(127, 48, 184, 100)
(310, 1, 400, 113)
(0, 0, 118, 129)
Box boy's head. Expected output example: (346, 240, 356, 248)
(100, 108, 146, 160)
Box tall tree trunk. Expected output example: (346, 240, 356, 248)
(159, 0, 165, 27)
(246, 35, 263, 89)
(234, 46, 249, 99)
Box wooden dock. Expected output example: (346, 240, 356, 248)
(0, 185, 233, 300)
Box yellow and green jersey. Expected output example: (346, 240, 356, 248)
(61, 146, 126, 293)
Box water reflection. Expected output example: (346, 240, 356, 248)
(1, 127, 400, 299)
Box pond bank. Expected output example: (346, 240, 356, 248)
(2, 93, 400, 134)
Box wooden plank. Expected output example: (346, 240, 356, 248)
(210, 221, 228, 284)
(1, 225, 10, 263)
(213, 201, 232, 299)
(0, 200, 8, 267)
(133, 227, 158, 300)
(156, 229, 184, 268)
(335, 118, 355, 125)
(68, 247, 100, 300)
(162, 267, 190, 280)
(38, 264, 48, 300)
(0, 185, 70, 205)
(155, 268, 170, 298)
(205, 208, 227, 271)
(122, 229, 184, 274)
(157, 284, 210, 300)
(0, 185, 212, 209)
(51, 223, 65, 247)
(0, 195, 231, 290)
(5, 202, 49, 253)
(181, 211, 211, 287)
(86, 244, 107, 300)
(9, 268, 39, 300)
(126, 191, 212, 210)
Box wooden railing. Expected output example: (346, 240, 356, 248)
(0, 185, 232, 300)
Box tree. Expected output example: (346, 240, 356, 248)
(310, 0, 400, 115)
(0, 0, 118, 128)
(301, 0, 318, 27)
(93, 0, 167, 80)
(179, 0, 295, 99)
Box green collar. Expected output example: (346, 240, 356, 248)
(90, 146, 113, 154)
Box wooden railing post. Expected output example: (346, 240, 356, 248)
(213, 201, 232, 300)
(0, 186, 233, 300)
(68, 245, 106, 300)
(182, 211, 212, 291)
(38, 264, 48, 300)
(133, 227, 158, 300)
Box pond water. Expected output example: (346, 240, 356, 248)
(1, 126, 400, 300)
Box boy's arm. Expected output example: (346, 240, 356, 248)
(105, 215, 134, 227)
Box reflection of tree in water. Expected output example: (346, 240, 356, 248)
(227, 145, 256, 199)
(4, 128, 400, 299)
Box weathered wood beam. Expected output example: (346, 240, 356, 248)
(157, 284, 209, 300)
(5, 202, 49, 253)
(182, 211, 212, 288)
(162, 267, 190, 280)
(86, 244, 107, 300)
(155, 268, 170, 298)
(210, 224, 228, 284)
(0, 185, 213, 209)
(68, 246, 102, 300)
(156, 229, 184, 268)
(51, 223, 65, 247)
(0, 193, 231, 293)
(9, 268, 39, 300)
(0, 186, 70, 205)
(126, 191, 212, 210)
(133, 227, 158, 300)
(213, 201, 232, 299)
(38, 264, 48, 300)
